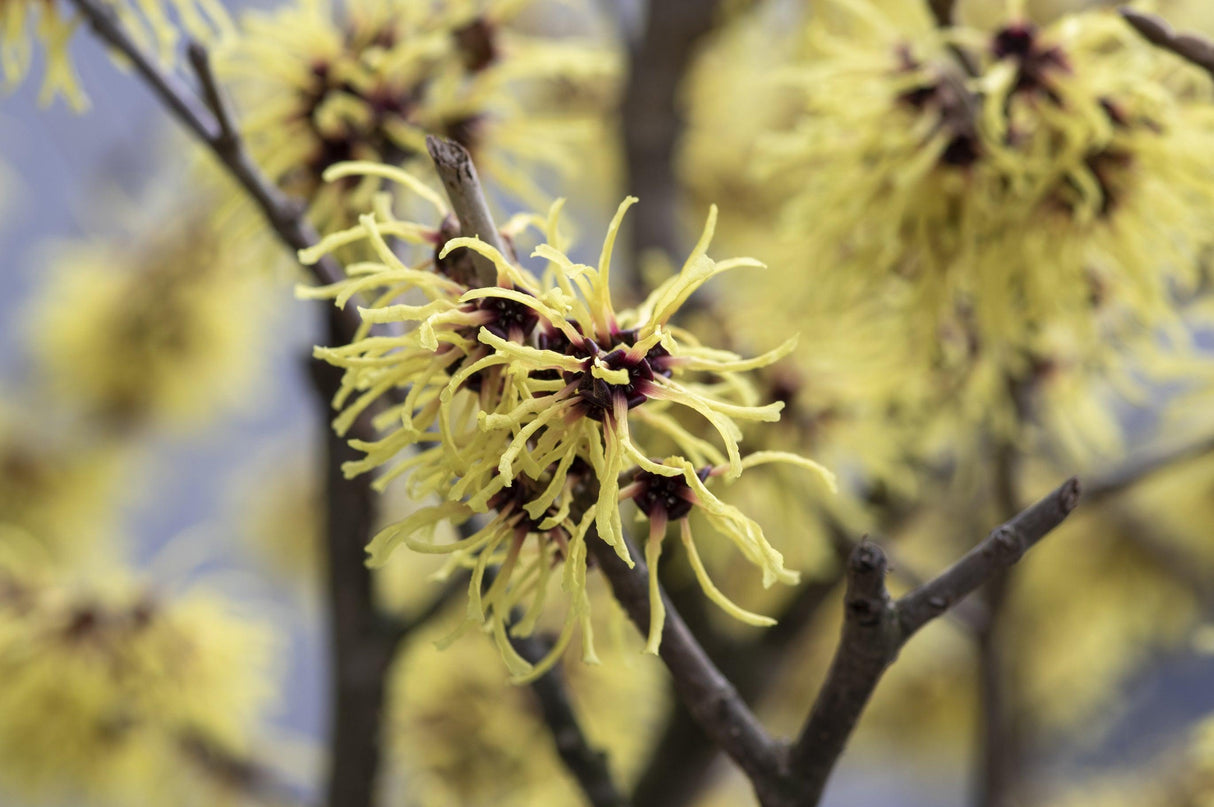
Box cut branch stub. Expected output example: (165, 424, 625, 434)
(426, 135, 505, 288)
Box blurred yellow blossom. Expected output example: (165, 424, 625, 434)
(215, 0, 619, 230)
(0, 529, 277, 805)
(28, 207, 274, 431)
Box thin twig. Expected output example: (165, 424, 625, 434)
(1121, 8, 1214, 79)
(512, 632, 629, 807)
(587, 534, 787, 805)
(185, 41, 238, 147)
(394, 571, 469, 640)
(425, 136, 505, 287)
(786, 478, 1081, 806)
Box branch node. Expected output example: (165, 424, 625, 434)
(185, 39, 238, 147)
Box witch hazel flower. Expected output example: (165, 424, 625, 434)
(300, 163, 833, 676)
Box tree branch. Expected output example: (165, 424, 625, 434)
(587, 534, 787, 805)
(185, 41, 238, 147)
(309, 314, 398, 807)
(928, 0, 956, 28)
(1120, 8, 1214, 79)
(786, 478, 1080, 806)
(66, 8, 405, 806)
(425, 136, 505, 287)
(512, 632, 629, 807)
(619, 0, 718, 300)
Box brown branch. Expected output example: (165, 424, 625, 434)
(785, 478, 1081, 806)
(587, 534, 787, 805)
(511, 632, 629, 807)
(1121, 8, 1214, 79)
(968, 441, 1022, 807)
(185, 41, 237, 147)
(631, 544, 846, 807)
(619, 0, 719, 300)
(425, 136, 505, 287)
(62, 0, 361, 341)
(309, 314, 398, 807)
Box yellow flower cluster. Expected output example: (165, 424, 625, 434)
(685, 0, 1214, 461)
(0, 405, 125, 562)
(216, 0, 618, 230)
(301, 163, 832, 677)
(0, 529, 276, 805)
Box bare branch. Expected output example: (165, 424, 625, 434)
(1121, 8, 1214, 79)
(512, 633, 629, 807)
(587, 534, 786, 804)
(786, 478, 1080, 805)
(394, 571, 468, 641)
(309, 325, 397, 807)
(928, 0, 956, 27)
(897, 478, 1079, 636)
(425, 136, 505, 287)
(786, 541, 899, 806)
(186, 41, 238, 147)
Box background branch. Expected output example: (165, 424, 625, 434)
(309, 322, 397, 807)
(787, 478, 1080, 806)
(1083, 431, 1214, 504)
(619, 0, 718, 300)
(176, 730, 307, 807)
(1121, 8, 1214, 79)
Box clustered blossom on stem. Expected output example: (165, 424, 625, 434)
(300, 162, 833, 678)
(216, 0, 618, 229)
